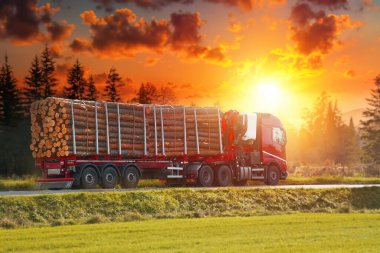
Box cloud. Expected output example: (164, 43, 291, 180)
(344, 69, 356, 78)
(145, 57, 160, 66)
(71, 9, 228, 64)
(289, 2, 362, 55)
(170, 12, 202, 49)
(227, 13, 242, 33)
(306, 0, 348, 10)
(92, 0, 286, 12)
(0, 0, 74, 56)
(72, 9, 171, 57)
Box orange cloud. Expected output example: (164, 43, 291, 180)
(92, 0, 287, 12)
(0, 1, 74, 56)
(71, 9, 228, 64)
(289, 2, 362, 55)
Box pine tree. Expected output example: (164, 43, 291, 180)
(156, 84, 177, 104)
(103, 67, 124, 102)
(0, 55, 21, 125)
(40, 45, 58, 98)
(86, 74, 98, 101)
(132, 83, 158, 104)
(24, 55, 43, 105)
(340, 117, 360, 165)
(360, 75, 380, 163)
(64, 59, 86, 100)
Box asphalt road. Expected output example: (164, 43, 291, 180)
(1, 184, 379, 197)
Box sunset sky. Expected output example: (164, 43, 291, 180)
(1, 0, 380, 126)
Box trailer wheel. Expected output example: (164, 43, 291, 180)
(122, 167, 140, 188)
(198, 165, 214, 187)
(215, 165, 232, 187)
(81, 167, 99, 189)
(265, 165, 280, 186)
(101, 166, 119, 189)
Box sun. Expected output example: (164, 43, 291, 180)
(257, 78, 282, 101)
(249, 77, 284, 113)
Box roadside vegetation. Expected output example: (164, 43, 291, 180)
(0, 187, 379, 229)
(1, 213, 379, 253)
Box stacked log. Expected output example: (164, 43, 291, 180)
(30, 97, 222, 158)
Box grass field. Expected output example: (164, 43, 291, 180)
(1, 213, 379, 253)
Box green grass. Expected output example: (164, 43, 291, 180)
(1, 187, 380, 228)
(280, 176, 380, 185)
(0, 178, 35, 190)
(1, 213, 379, 253)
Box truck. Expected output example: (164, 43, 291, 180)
(33, 99, 287, 189)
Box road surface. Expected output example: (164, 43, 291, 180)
(1, 184, 379, 197)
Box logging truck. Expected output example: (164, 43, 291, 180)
(32, 98, 287, 189)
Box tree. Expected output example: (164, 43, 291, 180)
(24, 55, 43, 106)
(132, 83, 158, 104)
(103, 67, 124, 102)
(40, 45, 58, 98)
(0, 55, 22, 125)
(86, 74, 98, 101)
(360, 75, 380, 164)
(156, 84, 177, 104)
(64, 59, 86, 100)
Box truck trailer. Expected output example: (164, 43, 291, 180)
(31, 98, 287, 189)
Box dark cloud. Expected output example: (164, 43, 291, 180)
(0, 0, 74, 55)
(71, 9, 227, 63)
(289, 2, 360, 55)
(171, 12, 202, 49)
(306, 0, 348, 10)
(92, 0, 285, 12)
(71, 9, 171, 56)
(93, 0, 193, 11)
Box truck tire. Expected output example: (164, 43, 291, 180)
(265, 165, 280, 186)
(81, 167, 99, 189)
(122, 167, 140, 188)
(198, 165, 214, 187)
(215, 165, 232, 187)
(101, 166, 119, 189)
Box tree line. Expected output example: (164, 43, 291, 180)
(287, 77, 379, 174)
(0, 45, 177, 126)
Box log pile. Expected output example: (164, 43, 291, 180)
(30, 97, 222, 158)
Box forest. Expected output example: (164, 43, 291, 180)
(0, 46, 379, 176)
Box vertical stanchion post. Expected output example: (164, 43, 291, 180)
(217, 108, 223, 154)
(105, 103, 110, 155)
(183, 107, 187, 155)
(153, 106, 158, 156)
(194, 108, 199, 154)
(70, 100, 76, 154)
(95, 101, 99, 155)
(117, 103, 121, 156)
(160, 107, 165, 156)
(143, 105, 147, 156)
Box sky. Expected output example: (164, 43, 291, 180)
(1, 0, 380, 126)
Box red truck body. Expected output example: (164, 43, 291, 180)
(35, 107, 287, 189)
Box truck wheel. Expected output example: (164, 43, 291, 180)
(101, 166, 119, 189)
(215, 165, 232, 187)
(265, 166, 280, 186)
(122, 167, 140, 188)
(81, 167, 99, 189)
(198, 165, 214, 187)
